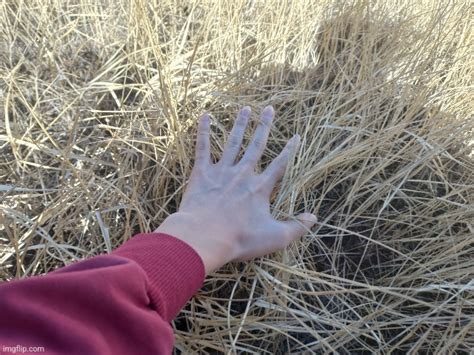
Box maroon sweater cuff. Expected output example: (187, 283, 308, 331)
(112, 232, 205, 321)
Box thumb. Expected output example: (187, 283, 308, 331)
(282, 213, 318, 242)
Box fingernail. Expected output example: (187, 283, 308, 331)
(300, 213, 318, 224)
(241, 106, 251, 117)
(201, 113, 210, 123)
(262, 105, 274, 119)
(292, 134, 301, 144)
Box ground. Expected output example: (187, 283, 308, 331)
(0, 0, 473, 353)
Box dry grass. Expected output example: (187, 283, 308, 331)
(1, 0, 473, 353)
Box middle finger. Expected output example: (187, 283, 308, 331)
(238, 105, 274, 168)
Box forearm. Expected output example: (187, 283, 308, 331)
(0, 232, 205, 354)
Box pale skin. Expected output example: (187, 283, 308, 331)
(155, 105, 318, 274)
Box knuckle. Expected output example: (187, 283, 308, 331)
(274, 151, 288, 164)
(242, 186, 254, 196)
(275, 150, 290, 166)
(278, 234, 291, 249)
(228, 137, 240, 147)
(236, 118, 247, 128)
(240, 160, 254, 171)
(280, 223, 294, 240)
(281, 146, 291, 158)
(194, 157, 206, 167)
(196, 142, 205, 151)
(276, 159, 288, 173)
(253, 137, 265, 149)
(197, 131, 208, 139)
(233, 179, 252, 194)
(255, 178, 270, 192)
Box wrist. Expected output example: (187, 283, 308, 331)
(154, 212, 235, 274)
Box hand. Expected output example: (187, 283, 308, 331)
(155, 106, 317, 274)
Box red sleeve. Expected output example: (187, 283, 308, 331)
(0, 232, 205, 355)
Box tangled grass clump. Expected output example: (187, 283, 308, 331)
(1, 0, 473, 353)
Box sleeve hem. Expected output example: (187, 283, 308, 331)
(111, 232, 205, 321)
